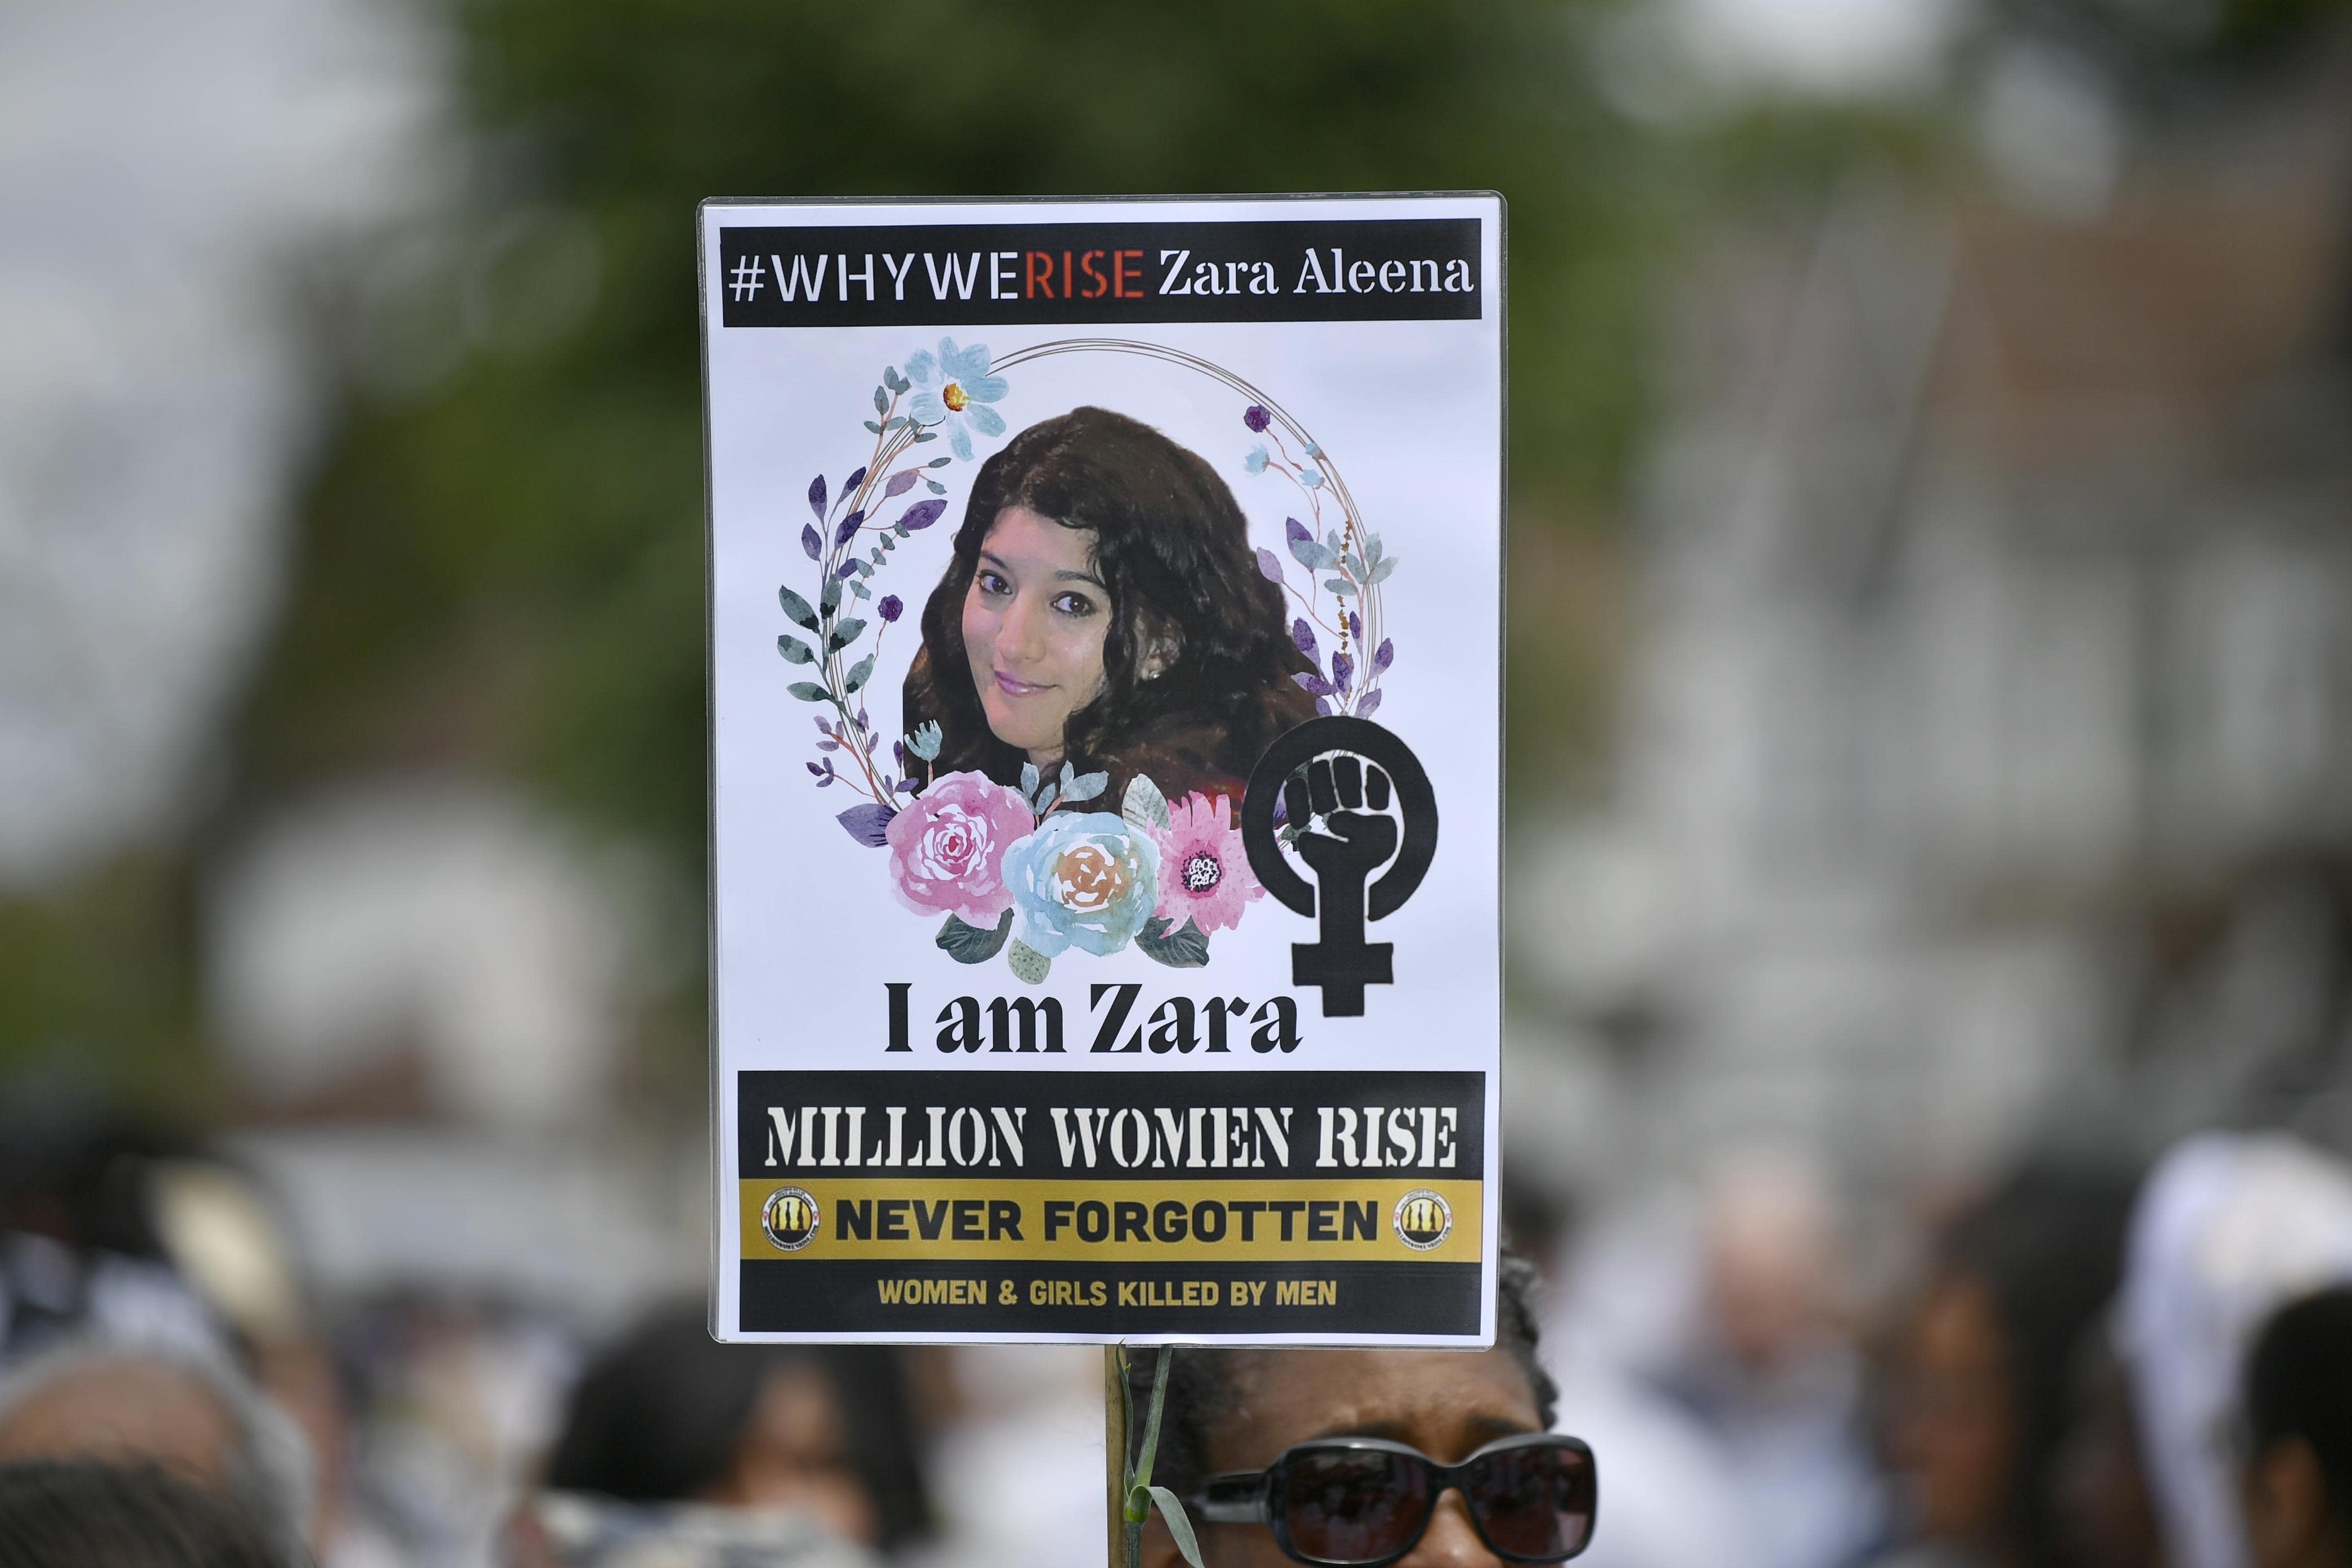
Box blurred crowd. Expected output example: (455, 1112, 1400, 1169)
(11, 0, 2352, 1565)
(10, 1088, 2352, 1568)
(1514, 1138, 2352, 1568)
(0, 1082, 1101, 1568)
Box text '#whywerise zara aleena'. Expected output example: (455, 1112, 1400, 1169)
(716, 217, 1483, 327)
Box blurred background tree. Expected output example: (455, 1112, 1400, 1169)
(10, 5, 2352, 1565)
(53, 0, 1678, 1102)
(9, 0, 2342, 1115)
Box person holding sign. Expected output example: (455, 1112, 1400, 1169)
(902, 406, 1316, 812)
(1128, 1257, 1597, 1567)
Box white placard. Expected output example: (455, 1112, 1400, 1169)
(702, 195, 1502, 1344)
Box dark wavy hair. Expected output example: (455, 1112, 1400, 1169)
(1923, 1161, 2138, 1568)
(547, 1300, 930, 1548)
(0, 1462, 281, 1568)
(902, 406, 1313, 800)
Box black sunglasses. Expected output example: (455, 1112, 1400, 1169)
(1190, 1433, 1598, 1566)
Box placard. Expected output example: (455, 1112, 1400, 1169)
(701, 195, 1503, 1344)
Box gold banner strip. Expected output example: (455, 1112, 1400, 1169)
(738, 1177, 1481, 1263)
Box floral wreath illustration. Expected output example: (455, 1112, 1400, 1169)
(774, 337, 1400, 985)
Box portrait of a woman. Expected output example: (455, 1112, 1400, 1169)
(901, 406, 1316, 812)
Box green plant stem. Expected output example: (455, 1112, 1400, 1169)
(1116, 1346, 1134, 1480)
(1124, 1346, 1174, 1568)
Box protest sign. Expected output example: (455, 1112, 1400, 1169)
(701, 195, 1503, 1344)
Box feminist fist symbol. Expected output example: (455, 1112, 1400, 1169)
(1241, 716, 1439, 1018)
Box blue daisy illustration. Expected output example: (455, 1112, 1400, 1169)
(902, 338, 1008, 460)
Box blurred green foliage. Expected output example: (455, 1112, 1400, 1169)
(0, 0, 1741, 1086)
(0, 856, 219, 1118)
(246, 0, 1664, 850)
(210, 0, 1679, 1092)
(12, 0, 2340, 1092)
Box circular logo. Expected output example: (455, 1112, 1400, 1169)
(1393, 1188, 1453, 1251)
(761, 1186, 820, 1252)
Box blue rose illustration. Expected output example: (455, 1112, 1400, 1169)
(1001, 812, 1162, 957)
(903, 338, 1008, 461)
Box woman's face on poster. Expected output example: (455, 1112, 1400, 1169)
(962, 505, 1112, 764)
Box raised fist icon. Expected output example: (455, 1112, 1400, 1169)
(1242, 717, 1438, 1017)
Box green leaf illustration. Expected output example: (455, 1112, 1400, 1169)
(936, 910, 1012, 964)
(844, 653, 876, 693)
(778, 586, 821, 632)
(822, 576, 842, 613)
(1122, 774, 1171, 830)
(1135, 916, 1209, 968)
(1324, 577, 1356, 596)
(828, 617, 866, 651)
(1369, 555, 1398, 583)
(786, 681, 830, 703)
(777, 633, 816, 665)
(1063, 770, 1109, 804)
(1007, 938, 1051, 985)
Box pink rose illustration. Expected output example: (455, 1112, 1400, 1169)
(1148, 792, 1262, 934)
(885, 771, 1034, 924)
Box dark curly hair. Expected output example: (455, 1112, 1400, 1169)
(902, 406, 1313, 804)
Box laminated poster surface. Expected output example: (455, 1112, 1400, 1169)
(701, 195, 1503, 1345)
